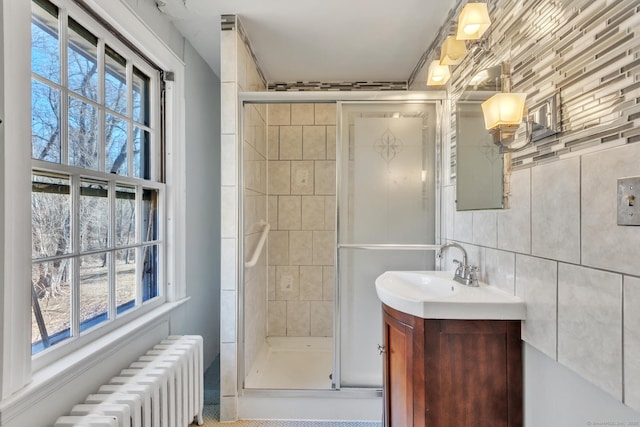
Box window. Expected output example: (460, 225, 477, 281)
(30, 0, 164, 355)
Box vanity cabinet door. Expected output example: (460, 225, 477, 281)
(382, 304, 523, 427)
(382, 305, 425, 427)
(424, 319, 523, 427)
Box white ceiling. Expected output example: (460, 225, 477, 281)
(158, 0, 457, 84)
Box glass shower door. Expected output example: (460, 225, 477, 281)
(336, 102, 437, 388)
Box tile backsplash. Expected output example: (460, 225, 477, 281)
(267, 103, 336, 338)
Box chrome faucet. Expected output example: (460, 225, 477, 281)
(437, 242, 479, 287)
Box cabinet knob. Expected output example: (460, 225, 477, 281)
(378, 344, 386, 355)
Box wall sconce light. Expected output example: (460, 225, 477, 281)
(481, 92, 561, 152)
(481, 92, 527, 149)
(426, 60, 451, 86)
(456, 3, 491, 40)
(440, 36, 467, 65)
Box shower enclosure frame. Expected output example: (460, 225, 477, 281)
(236, 90, 446, 408)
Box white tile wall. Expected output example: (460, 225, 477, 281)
(267, 104, 336, 338)
(515, 255, 557, 360)
(267, 231, 289, 266)
(219, 30, 236, 83)
(472, 211, 497, 247)
(322, 266, 335, 301)
(557, 263, 622, 400)
(276, 266, 300, 301)
(268, 126, 279, 160)
(278, 196, 301, 230)
(220, 21, 267, 422)
(221, 186, 237, 238)
(287, 301, 311, 336)
(310, 301, 333, 336)
(220, 343, 237, 396)
(291, 161, 315, 195)
(312, 231, 334, 265)
(301, 196, 325, 230)
(221, 134, 236, 186)
(314, 161, 336, 195)
(443, 185, 455, 241)
(268, 161, 291, 195)
(290, 231, 313, 265)
(300, 266, 323, 300)
(292, 104, 314, 125)
(221, 238, 237, 291)
(453, 208, 473, 243)
(531, 157, 581, 263)
(221, 290, 237, 343)
(303, 126, 327, 160)
(315, 104, 337, 125)
(269, 104, 290, 125)
(268, 301, 287, 336)
(581, 143, 640, 276)
(221, 82, 237, 135)
(324, 197, 336, 230)
(497, 169, 531, 253)
(483, 248, 515, 295)
(443, 142, 637, 410)
(279, 126, 302, 160)
(326, 126, 337, 160)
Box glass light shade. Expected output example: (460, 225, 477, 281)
(481, 93, 527, 129)
(456, 3, 491, 40)
(426, 60, 451, 86)
(440, 36, 467, 65)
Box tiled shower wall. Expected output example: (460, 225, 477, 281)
(266, 103, 336, 338)
(220, 15, 266, 421)
(422, 0, 640, 412)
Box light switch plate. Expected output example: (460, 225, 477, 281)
(618, 177, 640, 226)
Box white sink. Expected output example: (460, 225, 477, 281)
(375, 270, 526, 320)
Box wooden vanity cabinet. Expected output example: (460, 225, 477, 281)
(382, 303, 522, 427)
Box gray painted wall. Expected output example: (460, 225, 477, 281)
(524, 343, 640, 426)
(170, 40, 221, 369)
(123, 0, 220, 371)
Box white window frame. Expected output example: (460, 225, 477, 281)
(0, 0, 186, 406)
(30, 0, 169, 364)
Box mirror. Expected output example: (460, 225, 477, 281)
(455, 64, 505, 211)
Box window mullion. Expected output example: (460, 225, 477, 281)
(135, 185, 143, 305)
(108, 181, 116, 320)
(71, 174, 81, 337)
(59, 7, 69, 165)
(126, 62, 134, 177)
(152, 73, 162, 182)
(98, 39, 106, 172)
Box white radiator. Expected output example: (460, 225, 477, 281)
(54, 335, 204, 427)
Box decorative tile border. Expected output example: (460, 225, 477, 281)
(268, 81, 408, 91)
(221, 15, 267, 88)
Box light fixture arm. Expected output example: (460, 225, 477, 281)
(494, 120, 534, 153)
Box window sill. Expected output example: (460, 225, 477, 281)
(0, 298, 188, 424)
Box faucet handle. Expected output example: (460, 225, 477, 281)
(468, 265, 479, 286)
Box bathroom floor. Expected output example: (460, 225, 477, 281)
(244, 337, 333, 390)
(198, 342, 381, 426)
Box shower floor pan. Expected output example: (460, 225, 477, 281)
(245, 337, 333, 390)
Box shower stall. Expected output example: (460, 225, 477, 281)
(237, 93, 440, 418)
